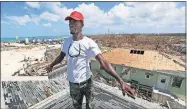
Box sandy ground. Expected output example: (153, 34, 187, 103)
(1, 43, 61, 77)
(1, 46, 46, 77)
(7, 43, 27, 47)
(47, 44, 61, 48)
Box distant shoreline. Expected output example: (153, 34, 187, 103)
(1, 33, 185, 42)
(1, 35, 70, 42)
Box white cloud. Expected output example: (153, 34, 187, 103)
(5, 15, 41, 25)
(40, 11, 61, 22)
(42, 2, 113, 27)
(6, 15, 31, 25)
(42, 2, 73, 21)
(25, 2, 40, 9)
(1, 21, 10, 25)
(5, 2, 185, 32)
(43, 2, 184, 29)
(43, 23, 52, 27)
(74, 3, 114, 28)
(42, 2, 63, 13)
(107, 2, 185, 28)
(108, 3, 130, 19)
(30, 14, 41, 25)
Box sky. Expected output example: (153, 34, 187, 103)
(1, 2, 186, 38)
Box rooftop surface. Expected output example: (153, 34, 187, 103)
(1, 80, 168, 109)
(1, 80, 147, 109)
(41, 86, 147, 109)
(1, 79, 69, 109)
(101, 48, 185, 71)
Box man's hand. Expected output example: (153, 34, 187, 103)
(46, 51, 65, 73)
(120, 81, 136, 99)
(46, 65, 53, 73)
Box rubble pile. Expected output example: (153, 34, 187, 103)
(44, 48, 60, 63)
(88, 34, 186, 56)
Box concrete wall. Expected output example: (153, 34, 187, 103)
(117, 65, 131, 81)
(130, 69, 159, 87)
(91, 60, 100, 71)
(91, 60, 115, 81)
(91, 60, 159, 87)
(168, 76, 186, 100)
(152, 92, 174, 106)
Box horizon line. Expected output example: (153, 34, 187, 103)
(1, 32, 186, 38)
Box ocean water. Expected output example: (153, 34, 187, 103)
(1, 36, 70, 42)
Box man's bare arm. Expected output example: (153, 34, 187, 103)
(95, 54, 123, 85)
(95, 53, 136, 98)
(50, 51, 66, 67)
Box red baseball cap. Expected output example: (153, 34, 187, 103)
(65, 11, 84, 23)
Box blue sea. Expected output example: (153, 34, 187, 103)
(1, 36, 70, 42)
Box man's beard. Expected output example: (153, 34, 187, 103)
(70, 28, 77, 34)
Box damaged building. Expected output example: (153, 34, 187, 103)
(91, 48, 186, 106)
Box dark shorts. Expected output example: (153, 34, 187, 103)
(69, 77, 95, 109)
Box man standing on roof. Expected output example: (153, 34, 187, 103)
(46, 11, 136, 109)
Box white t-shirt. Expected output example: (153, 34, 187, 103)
(61, 36, 101, 83)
